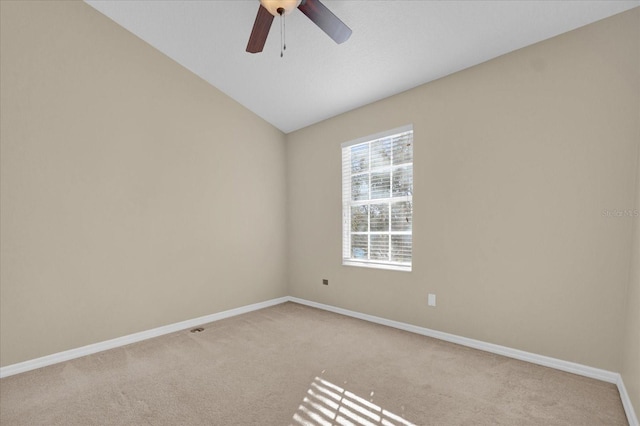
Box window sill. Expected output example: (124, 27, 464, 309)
(342, 260, 411, 272)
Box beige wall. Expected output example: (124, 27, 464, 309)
(622, 138, 640, 416)
(287, 9, 639, 372)
(0, 1, 287, 366)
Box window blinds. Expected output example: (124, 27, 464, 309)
(342, 126, 413, 271)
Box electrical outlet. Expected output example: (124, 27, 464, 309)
(322, 279, 329, 285)
(428, 293, 436, 307)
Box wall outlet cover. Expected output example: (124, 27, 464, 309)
(428, 294, 436, 307)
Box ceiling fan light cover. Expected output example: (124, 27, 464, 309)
(260, 0, 301, 16)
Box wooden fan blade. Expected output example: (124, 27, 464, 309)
(298, 0, 352, 44)
(246, 5, 274, 53)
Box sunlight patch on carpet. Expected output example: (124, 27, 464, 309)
(291, 376, 415, 426)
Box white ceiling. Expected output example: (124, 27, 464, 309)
(85, 1, 638, 134)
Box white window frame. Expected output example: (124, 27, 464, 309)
(341, 124, 413, 272)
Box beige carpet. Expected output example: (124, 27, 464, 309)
(0, 302, 628, 425)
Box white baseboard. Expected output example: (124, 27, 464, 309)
(618, 374, 640, 426)
(1, 295, 637, 426)
(0, 296, 289, 379)
(288, 296, 638, 425)
(288, 297, 618, 382)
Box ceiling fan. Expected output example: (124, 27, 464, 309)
(246, 0, 352, 54)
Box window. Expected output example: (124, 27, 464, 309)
(342, 125, 413, 271)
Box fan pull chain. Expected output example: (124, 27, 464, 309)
(279, 11, 284, 58)
(277, 8, 287, 58)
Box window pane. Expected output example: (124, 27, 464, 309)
(391, 235, 412, 263)
(351, 235, 368, 259)
(351, 205, 368, 232)
(391, 202, 412, 231)
(343, 127, 413, 270)
(392, 134, 413, 165)
(371, 171, 390, 199)
(392, 166, 413, 198)
(351, 144, 369, 173)
(371, 138, 391, 169)
(370, 235, 389, 260)
(351, 174, 369, 201)
(370, 203, 389, 232)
